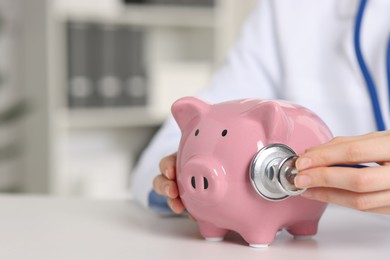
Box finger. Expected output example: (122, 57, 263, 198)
(295, 165, 390, 192)
(297, 134, 390, 170)
(367, 206, 390, 215)
(306, 130, 390, 152)
(159, 153, 177, 180)
(168, 197, 186, 214)
(300, 187, 390, 213)
(153, 175, 179, 199)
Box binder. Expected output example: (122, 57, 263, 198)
(118, 26, 148, 107)
(86, 23, 103, 107)
(138, 0, 215, 6)
(67, 22, 94, 108)
(97, 24, 122, 107)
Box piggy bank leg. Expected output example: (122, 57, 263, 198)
(198, 221, 229, 242)
(286, 219, 320, 239)
(241, 228, 279, 248)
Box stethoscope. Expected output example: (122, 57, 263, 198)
(355, 0, 390, 131)
(249, 144, 303, 201)
(249, 0, 388, 201)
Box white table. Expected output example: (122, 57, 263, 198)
(0, 195, 389, 260)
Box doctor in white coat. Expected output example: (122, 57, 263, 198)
(132, 0, 390, 215)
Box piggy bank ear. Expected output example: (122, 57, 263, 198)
(245, 101, 291, 144)
(171, 97, 210, 131)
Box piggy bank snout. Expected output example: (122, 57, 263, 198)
(179, 157, 227, 205)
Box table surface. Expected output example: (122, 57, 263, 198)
(0, 195, 389, 260)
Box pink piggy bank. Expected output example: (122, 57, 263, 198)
(171, 97, 333, 247)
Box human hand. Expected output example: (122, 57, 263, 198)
(295, 131, 390, 214)
(153, 153, 186, 214)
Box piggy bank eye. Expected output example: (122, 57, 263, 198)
(195, 129, 200, 136)
(221, 129, 228, 137)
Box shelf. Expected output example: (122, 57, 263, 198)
(53, 2, 216, 28)
(58, 107, 168, 129)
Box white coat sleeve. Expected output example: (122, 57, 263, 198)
(130, 0, 283, 212)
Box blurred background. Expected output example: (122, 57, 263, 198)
(0, 0, 258, 199)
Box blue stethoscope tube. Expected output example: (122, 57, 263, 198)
(354, 0, 390, 131)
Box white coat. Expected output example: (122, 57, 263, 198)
(131, 0, 390, 209)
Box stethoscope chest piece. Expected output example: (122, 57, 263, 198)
(249, 144, 305, 201)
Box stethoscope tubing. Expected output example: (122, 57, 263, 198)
(354, 0, 390, 131)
